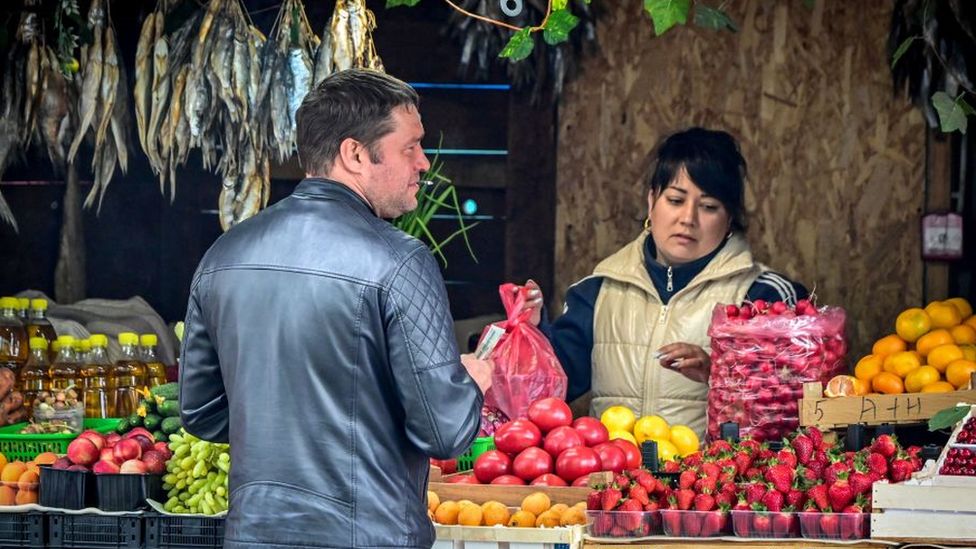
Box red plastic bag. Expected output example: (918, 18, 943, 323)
(706, 303, 847, 442)
(479, 283, 568, 420)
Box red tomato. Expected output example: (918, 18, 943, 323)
(543, 426, 585, 458)
(555, 446, 603, 484)
(572, 416, 610, 447)
(493, 419, 543, 455)
(571, 474, 592, 487)
(611, 438, 642, 470)
(512, 446, 554, 481)
(490, 474, 526, 485)
(472, 450, 513, 483)
(592, 442, 627, 474)
(531, 473, 568, 486)
(429, 458, 457, 475)
(527, 398, 573, 433)
(445, 474, 480, 484)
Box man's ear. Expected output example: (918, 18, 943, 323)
(336, 137, 365, 174)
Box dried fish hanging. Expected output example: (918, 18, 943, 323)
(313, 0, 384, 86)
(67, 0, 131, 212)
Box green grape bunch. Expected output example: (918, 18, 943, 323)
(162, 429, 231, 515)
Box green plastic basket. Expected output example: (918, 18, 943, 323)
(0, 418, 122, 462)
(457, 436, 495, 472)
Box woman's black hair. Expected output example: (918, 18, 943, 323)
(647, 127, 748, 231)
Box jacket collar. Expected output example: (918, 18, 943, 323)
(292, 178, 376, 217)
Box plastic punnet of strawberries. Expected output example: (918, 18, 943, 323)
(707, 299, 847, 442)
(586, 468, 668, 538)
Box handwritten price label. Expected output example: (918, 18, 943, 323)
(801, 391, 976, 428)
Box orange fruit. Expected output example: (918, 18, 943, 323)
(508, 510, 536, 528)
(14, 489, 37, 505)
(916, 329, 954, 357)
(825, 375, 858, 397)
(950, 324, 976, 345)
(872, 334, 907, 357)
(946, 297, 973, 319)
(0, 454, 7, 473)
(458, 504, 484, 526)
(966, 315, 976, 331)
(904, 365, 940, 393)
(872, 372, 905, 394)
(926, 301, 963, 329)
(883, 351, 921, 377)
(852, 378, 870, 396)
(854, 355, 884, 381)
(521, 492, 551, 516)
(433, 501, 460, 525)
(928, 344, 964, 373)
(946, 359, 976, 389)
(427, 491, 440, 514)
(0, 462, 27, 485)
(482, 501, 511, 526)
(896, 308, 931, 343)
(560, 507, 587, 526)
(0, 486, 14, 506)
(535, 509, 561, 528)
(961, 345, 976, 361)
(921, 381, 956, 393)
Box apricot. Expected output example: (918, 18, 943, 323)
(427, 491, 440, 514)
(433, 501, 460, 525)
(0, 486, 15, 506)
(32, 452, 58, 466)
(560, 507, 586, 526)
(520, 492, 551, 516)
(17, 470, 38, 491)
(535, 509, 561, 528)
(457, 504, 483, 526)
(481, 501, 510, 526)
(548, 503, 569, 518)
(1, 462, 27, 485)
(508, 509, 536, 528)
(14, 489, 37, 505)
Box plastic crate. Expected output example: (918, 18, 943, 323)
(0, 511, 45, 547)
(798, 511, 869, 540)
(40, 466, 97, 510)
(47, 512, 142, 548)
(660, 509, 731, 537)
(96, 474, 164, 512)
(586, 509, 661, 537)
(731, 510, 799, 538)
(0, 418, 121, 462)
(145, 513, 225, 549)
(456, 437, 494, 471)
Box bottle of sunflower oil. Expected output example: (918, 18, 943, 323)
(75, 338, 91, 365)
(112, 333, 145, 417)
(79, 334, 111, 418)
(26, 298, 58, 360)
(0, 297, 28, 374)
(49, 335, 79, 391)
(16, 297, 29, 321)
(140, 334, 168, 387)
(20, 337, 51, 415)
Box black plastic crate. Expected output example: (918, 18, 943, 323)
(96, 474, 164, 512)
(0, 511, 45, 547)
(40, 467, 97, 510)
(145, 513, 225, 549)
(47, 513, 142, 548)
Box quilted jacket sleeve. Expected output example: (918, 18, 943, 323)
(384, 246, 483, 459)
(179, 273, 230, 443)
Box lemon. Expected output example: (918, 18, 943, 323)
(600, 405, 636, 433)
(608, 430, 639, 447)
(669, 425, 700, 457)
(657, 439, 680, 462)
(633, 415, 670, 445)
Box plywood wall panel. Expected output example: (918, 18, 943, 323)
(554, 0, 925, 358)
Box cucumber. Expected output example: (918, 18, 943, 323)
(161, 416, 182, 435)
(149, 382, 179, 401)
(153, 430, 168, 443)
(140, 398, 157, 415)
(127, 413, 143, 427)
(144, 413, 162, 431)
(116, 417, 130, 434)
(158, 400, 181, 418)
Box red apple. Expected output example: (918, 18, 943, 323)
(130, 434, 154, 454)
(67, 437, 99, 466)
(141, 450, 167, 475)
(105, 433, 122, 448)
(52, 457, 72, 470)
(119, 459, 148, 474)
(77, 430, 106, 451)
(153, 441, 172, 460)
(99, 447, 119, 464)
(123, 427, 156, 444)
(92, 460, 121, 474)
(113, 438, 142, 462)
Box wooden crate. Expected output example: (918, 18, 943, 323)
(871, 481, 976, 543)
(428, 479, 593, 507)
(433, 524, 582, 549)
(798, 379, 976, 429)
(582, 542, 888, 549)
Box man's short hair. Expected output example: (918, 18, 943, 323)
(296, 69, 420, 176)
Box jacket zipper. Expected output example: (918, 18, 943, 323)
(666, 266, 673, 292)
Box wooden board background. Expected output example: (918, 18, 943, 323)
(553, 0, 926, 359)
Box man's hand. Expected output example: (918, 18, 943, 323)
(657, 342, 710, 383)
(461, 354, 495, 393)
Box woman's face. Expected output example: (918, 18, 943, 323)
(648, 167, 732, 266)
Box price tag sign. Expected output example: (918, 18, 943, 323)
(922, 212, 963, 260)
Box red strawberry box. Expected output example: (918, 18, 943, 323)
(660, 510, 731, 537)
(585, 510, 661, 538)
(731, 510, 799, 538)
(797, 511, 869, 540)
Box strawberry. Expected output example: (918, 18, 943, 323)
(602, 488, 623, 511)
(633, 470, 656, 493)
(827, 474, 854, 511)
(733, 510, 752, 536)
(700, 511, 726, 536)
(806, 426, 824, 449)
(610, 525, 628, 537)
(772, 512, 794, 536)
(744, 467, 763, 481)
(765, 463, 795, 493)
(776, 449, 798, 469)
(786, 489, 807, 509)
(617, 499, 643, 531)
(866, 452, 888, 477)
(695, 475, 718, 494)
(871, 434, 897, 458)
(683, 452, 703, 467)
(819, 513, 839, 537)
(744, 482, 768, 504)
(614, 473, 631, 489)
(629, 483, 650, 506)
(718, 467, 736, 485)
(700, 462, 721, 479)
(663, 460, 681, 473)
(824, 461, 850, 485)
(587, 490, 602, 510)
(849, 471, 873, 496)
(662, 510, 682, 536)
(708, 439, 734, 457)
(679, 469, 698, 490)
(761, 489, 785, 512)
(715, 491, 733, 508)
(682, 511, 702, 536)
(752, 513, 772, 535)
(839, 513, 862, 540)
(675, 488, 695, 511)
(807, 483, 829, 511)
(889, 458, 915, 482)
(694, 492, 716, 511)
(733, 452, 753, 475)
(644, 500, 660, 512)
(592, 512, 613, 535)
(791, 434, 815, 465)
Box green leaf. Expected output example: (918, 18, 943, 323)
(499, 28, 534, 61)
(543, 9, 580, 45)
(891, 36, 918, 68)
(932, 91, 970, 134)
(644, 0, 691, 36)
(929, 405, 972, 432)
(693, 5, 738, 32)
(553, 0, 569, 9)
(386, 0, 422, 7)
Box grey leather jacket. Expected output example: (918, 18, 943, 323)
(180, 178, 483, 548)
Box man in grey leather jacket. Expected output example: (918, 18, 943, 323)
(179, 69, 492, 548)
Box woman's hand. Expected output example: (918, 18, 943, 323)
(657, 342, 710, 383)
(515, 279, 543, 326)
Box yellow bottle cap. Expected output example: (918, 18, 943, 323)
(0, 297, 18, 309)
(57, 335, 75, 346)
(118, 332, 139, 346)
(77, 339, 91, 352)
(140, 334, 158, 346)
(29, 337, 49, 350)
(51, 341, 62, 353)
(89, 334, 108, 347)
(29, 298, 48, 311)
(17, 298, 29, 310)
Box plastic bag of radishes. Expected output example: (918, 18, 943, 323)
(706, 299, 847, 442)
